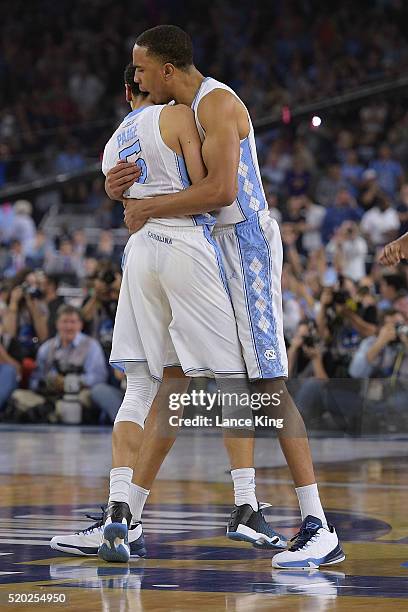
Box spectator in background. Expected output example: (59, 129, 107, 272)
(55, 139, 86, 175)
(281, 264, 303, 339)
(90, 230, 121, 265)
(261, 142, 292, 194)
(341, 149, 364, 197)
(68, 62, 105, 115)
(300, 194, 326, 255)
(370, 143, 403, 197)
(396, 184, 408, 236)
(326, 221, 368, 282)
(40, 274, 65, 337)
(45, 236, 85, 282)
(10, 200, 36, 254)
(378, 273, 407, 311)
(91, 369, 126, 424)
(81, 264, 121, 359)
(0, 308, 21, 414)
(315, 163, 348, 207)
(321, 188, 363, 244)
(359, 168, 380, 211)
(349, 309, 408, 430)
(2, 240, 27, 278)
(360, 191, 400, 249)
(285, 156, 311, 196)
(2, 270, 49, 361)
(72, 230, 88, 259)
(26, 230, 53, 269)
(17, 305, 108, 423)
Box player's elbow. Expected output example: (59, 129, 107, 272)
(212, 180, 238, 207)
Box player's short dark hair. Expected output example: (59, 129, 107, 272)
(136, 25, 193, 69)
(124, 63, 148, 98)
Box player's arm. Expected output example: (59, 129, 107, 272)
(173, 106, 207, 184)
(378, 232, 408, 265)
(124, 90, 240, 230)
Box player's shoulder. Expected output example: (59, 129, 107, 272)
(163, 103, 194, 118)
(199, 86, 238, 113)
(161, 104, 195, 130)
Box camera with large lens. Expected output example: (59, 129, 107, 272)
(396, 323, 408, 340)
(331, 289, 350, 306)
(99, 270, 116, 285)
(303, 321, 319, 348)
(55, 361, 84, 424)
(21, 281, 44, 300)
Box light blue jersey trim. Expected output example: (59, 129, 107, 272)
(175, 153, 191, 188)
(175, 153, 216, 227)
(235, 215, 285, 378)
(236, 239, 262, 379)
(236, 138, 268, 220)
(124, 106, 150, 121)
(203, 226, 231, 297)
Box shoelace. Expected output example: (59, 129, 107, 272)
(75, 506, 105, 535)
(289, 527, 319, 551)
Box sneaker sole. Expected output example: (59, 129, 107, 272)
(98, 523, 130, 563)
(50, 540, 146, 558)
(227, 524, 287, 549)
(272, 551, 346, 570)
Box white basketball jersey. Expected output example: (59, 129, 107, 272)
(191, 77, 268, 225)
(102, 105, 215, 227)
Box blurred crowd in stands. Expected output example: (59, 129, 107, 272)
(1, 0, 408, 193)
(1, 0, 408, 431)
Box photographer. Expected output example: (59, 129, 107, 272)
(288, 320, 328, 379)
(349, 310, 408, 430)
(288, 316, 361, 431)
(349, 310, 408, 380)
(0, 307, 21, 413)
(2, 270, 49, 360)
(11, 305, 107, 423)
(81, 264, 121, 359)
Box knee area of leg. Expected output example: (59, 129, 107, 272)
(114, 400, 148, 428)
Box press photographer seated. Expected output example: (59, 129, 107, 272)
(349, 309, 408, 380)
(349, 309, 408, 430)
(10, 305, 107, 423)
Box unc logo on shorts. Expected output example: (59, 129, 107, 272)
(264, 348, 277, 361)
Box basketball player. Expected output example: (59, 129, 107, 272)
(51, 64, 286, 563)
(104, 26, 345, 570)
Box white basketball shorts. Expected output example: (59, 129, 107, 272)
(212, 210, 288, 380)
(109, 221, 247, 381)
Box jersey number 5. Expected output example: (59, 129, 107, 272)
(119, 139, 148, 184)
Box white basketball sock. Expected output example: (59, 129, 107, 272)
(129, 483, 150, 523)
(295, 483, 328, 528)
(231, 467, 258, 512)
(108, 467, 133, 504)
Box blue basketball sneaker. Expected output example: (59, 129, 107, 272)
(50, 506, 147, 558)
(272, 515, 345, 569)
(227, 502, 287, 549)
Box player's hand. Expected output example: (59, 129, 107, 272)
(105, 160, 141, 200)
(378, 234, 408, 265)
(123, 199, 148, 233)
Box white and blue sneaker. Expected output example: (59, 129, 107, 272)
(50, 507, 146, 558)
(227, 502, 287, 549)
(272, 515, 345, 569)
(98, 501, 132, 563)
